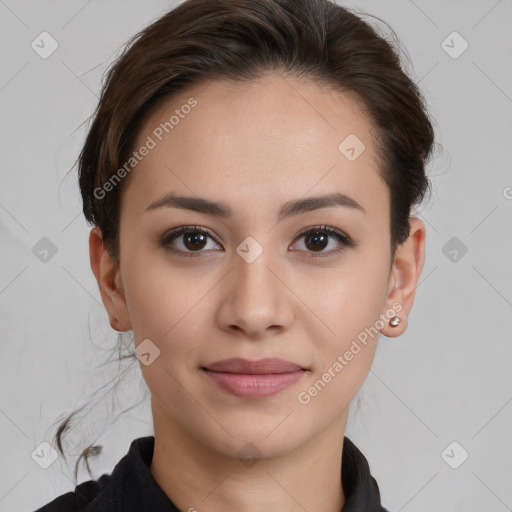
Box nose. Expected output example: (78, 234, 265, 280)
(215, 245, 295, 340)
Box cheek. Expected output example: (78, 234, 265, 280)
(122, 252, 213, 362)
(301, 247, 390, 386)
(296, 271, 388, 415)
(310, 250, 390, 334)
(121, 248, 185, 331)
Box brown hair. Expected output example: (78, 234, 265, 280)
(56, 0, 436, 482)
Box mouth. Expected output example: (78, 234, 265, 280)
(203, 357, 306, 374)
(201, 358, 308, 399)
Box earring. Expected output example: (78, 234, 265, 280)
(389, 316, 401, 327)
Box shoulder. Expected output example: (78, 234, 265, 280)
(33, 473, 114, 511)
(33, 436, 158, 512)
(342, 436, 391, 512)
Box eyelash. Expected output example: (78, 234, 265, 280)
(159, 224, 355, 258)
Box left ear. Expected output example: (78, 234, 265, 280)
(381, 217, 426, 338)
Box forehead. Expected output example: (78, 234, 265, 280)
(122, 73, 388, 220)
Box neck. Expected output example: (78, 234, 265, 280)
(149, 403, 347, 512)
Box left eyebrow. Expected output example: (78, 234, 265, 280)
(145, 191, 366, 221)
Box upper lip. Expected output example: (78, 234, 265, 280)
(203, 358, 305, 374)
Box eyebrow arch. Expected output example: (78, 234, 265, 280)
(145, 191, 366, 221)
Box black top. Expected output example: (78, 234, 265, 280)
(34, 435, 389, 511)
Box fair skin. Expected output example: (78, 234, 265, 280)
(90, 73, 425, 512)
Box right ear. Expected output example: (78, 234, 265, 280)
(89, 227, 131, 332)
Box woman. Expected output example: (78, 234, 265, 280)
(35, 0, 434, 510)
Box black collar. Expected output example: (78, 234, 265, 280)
(37, 436, 389, 511)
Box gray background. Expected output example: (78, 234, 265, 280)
(1, 0, 511, 510)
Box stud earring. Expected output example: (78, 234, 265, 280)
(389, 316, 401, 327)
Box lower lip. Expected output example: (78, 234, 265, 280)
(202, 369, 306, 399)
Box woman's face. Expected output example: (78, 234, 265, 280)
(93, 73, 424, 459)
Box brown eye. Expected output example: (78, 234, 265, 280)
(181, 231, 208, 251)
(291, 225, 355, 257)
(304, 231, 329, 251)
(160, 226, 222, 257)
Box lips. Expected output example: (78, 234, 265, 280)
(203, 357, 305, 374)
(202, 358, 307, 399)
